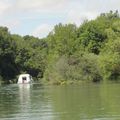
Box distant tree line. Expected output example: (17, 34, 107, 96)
(0, 11, 120, 84)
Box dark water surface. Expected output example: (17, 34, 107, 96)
(0, 83, 120, 120)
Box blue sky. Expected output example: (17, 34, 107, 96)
(0, 0, 120, 38)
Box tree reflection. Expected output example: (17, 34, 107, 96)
(50, 84, 120, 120)
(0, 85, 20, 118)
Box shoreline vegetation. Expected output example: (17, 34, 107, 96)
(0, 11, 120, 85)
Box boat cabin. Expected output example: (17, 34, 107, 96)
(17, 74, 33, 84)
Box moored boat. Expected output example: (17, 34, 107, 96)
(17, 74, 33, 84)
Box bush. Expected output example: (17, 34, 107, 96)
(44, 53, 102, 84)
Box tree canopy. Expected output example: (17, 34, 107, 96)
(0, 11, 120, 84)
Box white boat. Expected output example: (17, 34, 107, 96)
(17, 74, 33, 84)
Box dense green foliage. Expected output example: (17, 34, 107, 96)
(0, 11, 120, 84)
(0, 32, 48, 83)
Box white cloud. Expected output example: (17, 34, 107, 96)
(83, 0, 120, 12)
(0, 1, 11, 16)
(1, 0, 120, 18)
(10, 0, 69, 13)
(67, 10, 98, 26)
(2, 20, 21, 29)
(0, 0, 120, 38)
(31, 24, 54, 38)
(66, 0, 120, 26)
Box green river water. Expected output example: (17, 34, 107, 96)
(0, 83, 120, 120)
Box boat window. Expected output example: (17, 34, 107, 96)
(22, 77, 27, 80)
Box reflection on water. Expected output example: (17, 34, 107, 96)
(50, 84, 120, 120)
(17, 84, 31, 119)
(0, 83, 120, 120)
(0, 84, 53, 120)
(18, 84, 31, 107)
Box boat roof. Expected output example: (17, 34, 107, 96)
(19, 74, 30, 77)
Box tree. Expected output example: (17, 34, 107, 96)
(77, 19, 107, 54)
(0, 27, 18, 81)
(47, 23, 77, 56)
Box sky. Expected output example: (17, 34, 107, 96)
(0, 0, 120, 38)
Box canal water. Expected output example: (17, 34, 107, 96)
(0, 83, 120, 120)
